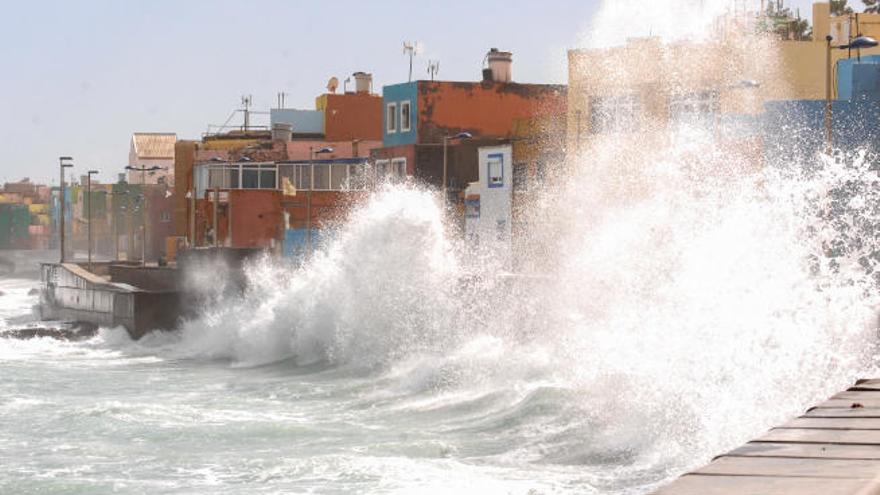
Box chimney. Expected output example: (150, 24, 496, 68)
(353, 72, 372, 94)
(486, 48, 513, 83)
(271, 122, 293, 142)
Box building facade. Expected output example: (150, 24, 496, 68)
(128, 133, 177, 186)
(374, 49, 566, 199)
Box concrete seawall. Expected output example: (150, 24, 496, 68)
(655, 379, 880, 495)
(39, 263, 182, 339)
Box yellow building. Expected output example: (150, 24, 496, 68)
(566, 2, 880, 154)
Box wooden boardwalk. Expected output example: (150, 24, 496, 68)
(655, 379, 880, 495)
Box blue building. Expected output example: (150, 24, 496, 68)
(764, 56, 880, 167)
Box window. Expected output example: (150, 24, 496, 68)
(242, 165, 259, 188)
(669, 91, 719, 124)
(375, 159, 390, 180)
(465, 198, 480, 218)
(330, 164, 348, 190)
(259, 168, 276, 189)
(349, 164, 367, 190)
(591, 94, 640, 133)
(400, 100, 411, 132)
(296, 165, 311, 190)
(160, 211, 171, 223)
(496, 220, 507, 241)
(487, 153, 504, 188)
(391, 158, 406, 183)
(313, 165, 330, 190)
(386, 102, 398, 133)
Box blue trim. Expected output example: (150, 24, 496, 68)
(278, 158, 369, 165)
(487, 152, 504, 188)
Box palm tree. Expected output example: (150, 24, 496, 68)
(832, 0, 855, 15)
(865, 0, 880, 14)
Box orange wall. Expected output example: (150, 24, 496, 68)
(317, 93, 383, 141)
(417, 82, 567, 144)
(173, 140, 196, 237)
(229, 190, 282, 248)
(282, 191, 368, 230)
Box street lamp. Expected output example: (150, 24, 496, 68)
(98, 188, 128, 261)
(86, 170, 99, 271)
(442, 132, 472, 203)
(307, 147, 334, 256)
(58, 156, 73, 263)
(825, 34, 879, 152)
(125, 165, 164, 266)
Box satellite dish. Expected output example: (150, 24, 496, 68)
(327, 76, 339, 94)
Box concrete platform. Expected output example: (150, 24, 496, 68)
(654, 379, 880, 495)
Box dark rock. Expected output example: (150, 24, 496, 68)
(2, 323, 99, 341)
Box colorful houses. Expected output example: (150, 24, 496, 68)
(374, 49, 566, 199)
(0, 179, 52, 250)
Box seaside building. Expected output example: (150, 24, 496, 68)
(174, 74, 384, 259)
(463, 144, 514, 259)
(128, 133, 177, 185)
(373, 48, 566, 203)
(565, 2, 880, 161)
(0, 179, 52, 250)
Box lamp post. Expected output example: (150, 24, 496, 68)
(205, 157, 226, 248)
(101, 188, 129, 261)
(442, 132, 472, 205)
(86, 170, 98, 271)
(307, 147, 334, 256)
(58, 156, 73, 263)
(824, 35, 878, 153)
(125, 165, 164, 266)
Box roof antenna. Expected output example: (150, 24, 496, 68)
(240, 95, 252, 130)
(403, 41, 422, 82)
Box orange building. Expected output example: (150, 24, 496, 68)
(374, 49, 566, 195)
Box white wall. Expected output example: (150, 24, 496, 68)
(464, 144, 513, 258)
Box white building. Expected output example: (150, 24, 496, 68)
(464, 144, 513, 259)
(128, 133, 176, 186)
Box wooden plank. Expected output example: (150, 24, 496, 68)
(728, 442, 880, 460)
(695, 456, 880, 478)
(780, 417, 880, 430)
(759, 428, 880, 445)
(805, 408, 880, 418)
(833, 391, 880, 400)
(653, 474, 880, 495)
(852, 379, 880, 391)
(814, 398, 880, 409)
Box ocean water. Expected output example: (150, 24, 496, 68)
(5, 2, 880, 493)
(2, 154, 880, 494)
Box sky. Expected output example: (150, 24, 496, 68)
(0, 0, 836, 185)
(0, 0, 597, 185)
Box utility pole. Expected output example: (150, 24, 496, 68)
(86, 170, 98, 271)
(58, 157, 73, 263)
(125, 165, 163, 266)
(241, 95, 252, 131)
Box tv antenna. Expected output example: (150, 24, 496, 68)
(403, 41, 422, 82)
(427, 60, 440, 81)
(241, 95, 253, 130)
